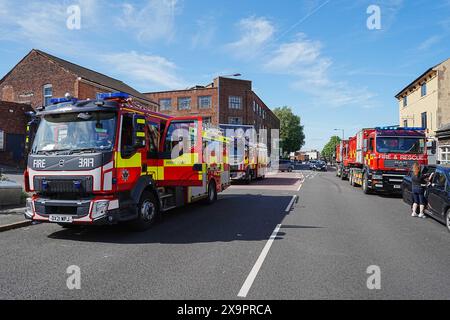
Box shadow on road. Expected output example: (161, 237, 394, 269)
(47, 194, 302, 245)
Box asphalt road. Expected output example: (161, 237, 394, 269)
(1, 170, 450, 299)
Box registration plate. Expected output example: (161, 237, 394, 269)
(394, 185, 401, 189)
(49, 215, 73, 223)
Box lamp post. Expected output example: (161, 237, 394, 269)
(334, 128, 344, 141)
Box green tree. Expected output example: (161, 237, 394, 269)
(322, 136, 341, 162)
(273, 106, 305, 157)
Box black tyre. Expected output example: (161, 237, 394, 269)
(206, 180, 217, 205)
(445, 209, 450, 233)
(362, 173, 371, 194)
(128, 191, 159, 231)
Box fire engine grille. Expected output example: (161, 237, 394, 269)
(34, 202, 91, 216)
(383, 159, 416, 169)
(33, 176, 93, 193)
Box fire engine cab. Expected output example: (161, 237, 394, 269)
(24, 92, 230, 230)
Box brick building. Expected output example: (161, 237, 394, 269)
(0, 101, 33, 168)
(0, 49, 157, 110)
(145, 77, 280, 151)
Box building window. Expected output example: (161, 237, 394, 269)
(228, 117, 242, 125)
(198, 96, 212, 109)
(403, 120, 408, 127)
(159, 98, 172, 111)
(43, 84, 52, 106)
(440, 146, 450, 164)
(421, 83, 427, 97)
(421, 112, 427, 129)
(403, 96, 407, 107)
(0, 130, 4, 151)
(178, 97, 191, 110)
(253, 101, 256, 112)
(203, 117, 212, 125)
(228, 96, 242, 109)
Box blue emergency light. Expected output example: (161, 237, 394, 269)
(376, 126, 425, 131)
(97, 92, 130, 100)
(50, 97, 78, 104)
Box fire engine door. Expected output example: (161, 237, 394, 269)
(159, 117, 203, 186)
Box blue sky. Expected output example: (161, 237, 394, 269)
(0, 0, 450, 150)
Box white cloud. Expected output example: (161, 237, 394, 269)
(418, 35, 442, 51)
(102, 51, 187, 90)
(191, 17, 216, 49)
(265, 33, 376, 108)
(226, 16, 275, 59)
(117, 0, 179, 43)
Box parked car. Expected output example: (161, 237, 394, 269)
(308, 160, 317, 170)
(279, 160, 295, 172)
(402, 165, 450, 231)
(313, 161, 327, 172)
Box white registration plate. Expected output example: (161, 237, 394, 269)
(394, 185, 401, 189)
(49, 215, 73, 223)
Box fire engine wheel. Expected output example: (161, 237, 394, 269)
(206, 180, 217, 204)
(362, 173, 371, 194)
(128, 191, 159, 231)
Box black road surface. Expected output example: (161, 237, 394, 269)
(1, 171, 450, 299)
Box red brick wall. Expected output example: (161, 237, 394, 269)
(0, 50, 78, 109)
(145, 87, 218, 125)
(0, 101, 33, 167)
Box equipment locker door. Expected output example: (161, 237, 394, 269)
(159, 117, 203, 186)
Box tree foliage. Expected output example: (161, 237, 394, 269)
(273, 106, 305, 156)
(322, 136, 341, 162)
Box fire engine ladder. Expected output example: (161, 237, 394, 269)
(157, 187, 177, 212)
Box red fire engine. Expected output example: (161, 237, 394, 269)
(338, 126, 428, 194)
(220, 124, 268, 183)
(335, 139, 349, 179)
(24, 92, 230, 230)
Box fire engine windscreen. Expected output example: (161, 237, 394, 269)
(31, 112, 117, 154)
(376, 137, 425, 154)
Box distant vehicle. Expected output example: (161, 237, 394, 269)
(402, 165, 450, 231)
(313, 161, 327, 172)
(279, 160, 295, 172)
(309, 160, 318, 170)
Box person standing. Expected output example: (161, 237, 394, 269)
(411, 162, 427, 218)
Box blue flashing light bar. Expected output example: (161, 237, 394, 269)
(376, 126, 425, 131)
(97, 92, 130, 100)
(50, 97, 77, 104)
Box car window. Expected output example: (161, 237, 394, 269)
(432, 171, 447, 189)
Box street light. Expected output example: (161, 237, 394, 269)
(334, 128, 344, 141)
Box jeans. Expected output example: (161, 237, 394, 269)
(412, 187, 426, 206)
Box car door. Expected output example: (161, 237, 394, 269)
(428, 170, 447, 218)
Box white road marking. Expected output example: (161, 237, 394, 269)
(238, 224, 282, 298)
(285, 195, 297, 213)
(296, 183, 303, 192)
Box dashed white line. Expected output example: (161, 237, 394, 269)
(285, 195, 297, 213)
(237, 224, 282, 298)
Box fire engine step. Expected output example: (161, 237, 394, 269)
(161, 205, 177, 212)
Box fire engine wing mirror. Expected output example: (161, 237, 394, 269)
(132, 115, 146, 149)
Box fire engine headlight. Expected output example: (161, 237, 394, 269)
(92, 200, 109, 219)
(25, 198, 33, 218)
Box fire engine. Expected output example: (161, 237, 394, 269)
(219, 124, 268, 183)
(335, 139, 349, 178)
(339, 126, 428, 194)
(24, 92, 230, 230)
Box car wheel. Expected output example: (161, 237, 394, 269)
(446, 209, 450, 233)
(128, 191, 159, 231)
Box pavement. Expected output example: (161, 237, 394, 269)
(1, 170, 450, 299)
